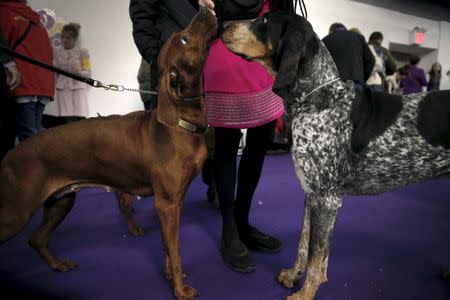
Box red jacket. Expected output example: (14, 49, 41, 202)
(0, 2, 54, 99)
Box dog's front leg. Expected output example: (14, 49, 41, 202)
(286, 195, 342, 300)
(164, 253, 187, 280)
(154, 195, 197, 300)
(278, 194, 311, 288)
(28, 193, 77, 272)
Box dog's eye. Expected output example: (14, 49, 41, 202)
(180, 36, 188, 45)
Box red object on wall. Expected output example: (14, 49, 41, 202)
(411, 30, 425, 45)
(414, 31, 425, 44)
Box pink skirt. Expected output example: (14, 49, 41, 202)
(204, 39, 284, 129)
(205, 88, 284, 128)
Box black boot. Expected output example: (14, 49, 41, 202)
(235, 201, 282, 254)
(220, 224, 255, 273)
(238, 225, 282, 254)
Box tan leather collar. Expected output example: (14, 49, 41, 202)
(178, 119, 208, 135)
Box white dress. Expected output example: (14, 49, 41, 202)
(45, 45, 91, 118)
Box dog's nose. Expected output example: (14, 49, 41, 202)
(195, 7, 218, 36)
(198, 6, 209, 15)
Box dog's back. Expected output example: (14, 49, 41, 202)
(345, 90, 450, 195)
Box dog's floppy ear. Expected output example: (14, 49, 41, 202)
(272, 19, 316, 99)
(156, 70, 179, 128)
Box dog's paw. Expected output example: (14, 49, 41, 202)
(51, 259, 77, 272)
(286, 287, 317, 300)
(278, 269, 296, 288)
(175, 284, 198, 300)
(128, 224, 146, 236)
(286, 292, 303, 300)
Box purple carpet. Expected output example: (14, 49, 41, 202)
(1, 153, 449, 299)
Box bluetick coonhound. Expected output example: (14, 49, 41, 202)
(222, 11, 450, 300)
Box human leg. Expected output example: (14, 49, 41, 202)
(15, 101, 36, 142)
(213, 126, 255, 272)
(235, 120, 281, 253)
(34, 100, 45, 133)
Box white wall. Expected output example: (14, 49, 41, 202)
(437, 21, 450, 89)
(27, 0, 450, 117)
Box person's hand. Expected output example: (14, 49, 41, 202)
(199, 0, 216, 16)
(4, 63, 21, 91)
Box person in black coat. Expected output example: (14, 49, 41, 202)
(322, 23, 375, 92)
(129, 0, 199, 110)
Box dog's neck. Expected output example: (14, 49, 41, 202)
(293, 38, 340, 96)
(177, 99, 208, 134)
(156, 80, 208, 135)
(287, 38, 349, 114)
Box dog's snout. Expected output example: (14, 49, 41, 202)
(198, 6, 211, 17)
(192, 6, 218, 37)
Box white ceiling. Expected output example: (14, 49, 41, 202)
(350, 0, 450, 22)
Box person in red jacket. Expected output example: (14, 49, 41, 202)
(0, 0, 54, 142)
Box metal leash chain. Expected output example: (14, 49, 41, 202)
(95, 82, 202, 101)
(94, 82, 157, 94)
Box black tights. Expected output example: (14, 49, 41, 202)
(213, 121, 276, 244)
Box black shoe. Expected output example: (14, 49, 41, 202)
(239, 225, 282, 254)
(220, 238, 256, 273)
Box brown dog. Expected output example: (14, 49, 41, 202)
(0, 7, 217, 300)
(41, 116, 146, 237)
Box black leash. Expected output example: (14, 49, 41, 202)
(0, 45, 158, 94)
(295, 0, 308, 19)
(0, 46, 207, 101)
(0, 45, 103, 88)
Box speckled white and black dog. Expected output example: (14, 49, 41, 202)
(222, 11, 450, 300)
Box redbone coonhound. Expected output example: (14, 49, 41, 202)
(0, 7, 217, 300)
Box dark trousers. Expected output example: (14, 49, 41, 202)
(15, 101, 45, 142)
(213, 121, 276, 243)
(369, 84, 385, 93)
(0, 68, 16, 162)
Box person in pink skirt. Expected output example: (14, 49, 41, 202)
(49, 23, 91, 120)
(200, 0, 296, 273)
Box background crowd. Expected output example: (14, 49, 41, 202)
(0, 0, 91, 163)
(321, 22, 446, 96)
